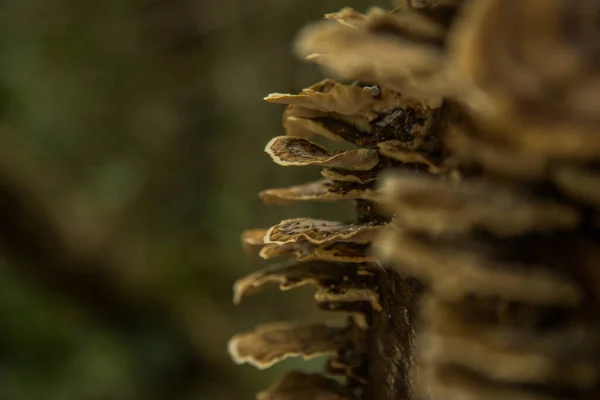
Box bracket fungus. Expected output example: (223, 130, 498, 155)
(233, 260, 375, 305)
(376, 230, 582, 305)
(259, 180, 379, 205)
(378, 174, 582, 237)
(228, 322, 349, 369)
(265, 136, 380, 171)
(230, 1, 600, 399)
(264, 219, 385, 246)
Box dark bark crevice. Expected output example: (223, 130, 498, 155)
(365, 269, 422, 400)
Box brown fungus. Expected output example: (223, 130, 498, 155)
(417, 296, 598, 388)
(241, 228, 268, 256)
(283, 114, 349, 142)
(228, 322, 349, 369)
(233, 260, 374, 304)
(377, 142, 444, 174)
(316, 302, 371, 330)
(265, 79, 408, 120)
(311, 242, 379, 265)
(270, 78, 442, 149)
(415, 365, 559, 400)
(265, 136, 379, 171)
(376, 230, 582, 305)
(419, 295, 599, 359)
(451, 0, 600, 160)
(325, 7, 368, 28)
(280, 102, 375, 142)
(379, 174, 581, 237)
(552, 166, 600, 208)
(259, 180, 379, 205)
(444, 123, 549, 181)
(264, 218, 385, 245)
(320, 168, 376, 185)
(314, 287, 382, 312)
(230, 1, 600, 399)
(325, 357, 369, 385)
(258, 241, 379, 265)
(295, 8, 452, 104)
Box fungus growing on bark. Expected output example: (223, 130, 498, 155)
(264, 219, 384, 245)
(259, 180, 379, 205)
(229, 322, 349, 369)
(265, 136, 380, 171)
(230, 0, 600, 399)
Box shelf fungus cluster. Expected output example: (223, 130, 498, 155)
(229, 1, 600, 400)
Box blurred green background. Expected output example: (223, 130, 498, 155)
(0, 0, 385, 398)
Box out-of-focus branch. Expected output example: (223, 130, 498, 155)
(0, 169, 211, 398)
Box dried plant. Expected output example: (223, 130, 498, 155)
(229, 1, 600, 399)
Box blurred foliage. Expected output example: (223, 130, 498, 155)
(0, 0, 384, 399)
